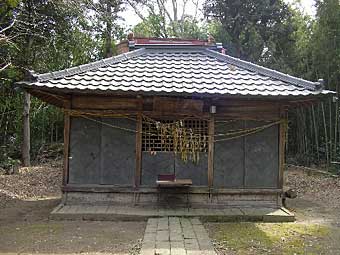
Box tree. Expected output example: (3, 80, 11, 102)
(0, 0, 99, 167)
(203, 0, 293, 63)
(310, 0, 340, 163)
(86, 0, 124, 58)
(0, 0, 20, 72)
(129, 0, 204, 38)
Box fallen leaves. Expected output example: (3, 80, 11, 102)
(0, 160, 62, 208)
(285, 166, 340, 210)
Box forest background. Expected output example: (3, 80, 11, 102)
(0, 0, 339, 171)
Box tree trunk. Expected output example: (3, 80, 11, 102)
(22, 0, 34, 167)
(22, 91, 31, 166)
(105, 0, 113, 58)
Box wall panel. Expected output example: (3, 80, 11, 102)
(213, 121, 245, 188)
(175, 153, 208, 186)
(141, 152, 174, 186)
(69, 117, 101, 184)
(213, 119, 279, 189)
(68, 117, 136, 185)
(244, 121, 279, 188)
(101, 118, 136, 185)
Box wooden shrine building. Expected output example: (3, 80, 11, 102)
(19, 37, 333, 208)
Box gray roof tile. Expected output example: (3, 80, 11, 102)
(21, 48, 334, 98)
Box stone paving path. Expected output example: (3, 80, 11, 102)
(140, 217, 216, 255)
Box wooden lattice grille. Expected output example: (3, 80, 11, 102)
(142, 118, 208, 152)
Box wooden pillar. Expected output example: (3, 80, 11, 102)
(135, 113, 142, 188)
(278, 108, 288, 189)
(208, 116, 215, 188)
(62, 100, 71, 186)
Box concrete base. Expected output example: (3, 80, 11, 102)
(50, 204, 294, 222)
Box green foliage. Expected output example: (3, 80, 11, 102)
(133, 14, 207, 39)
(310, 0, 340, 90)
(86, 0, 125, 58)
(0, 0, 103, 164)
(203, 0, 292, 62)
(134, 14, 168, 38)
(174, 16, 207, 39)
(288, 0, 340, 167)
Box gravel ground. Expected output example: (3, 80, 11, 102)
(285, 166, 340, 210)
(0, 160, 145, 255)
(0, 160, 62, 208)
(1, 161, 340, 254)
(207, 166, 340, 255)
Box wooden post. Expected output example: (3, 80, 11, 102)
(135, 97, 143, 188)
(278, 108, 287, 189)
(208, 116, 215, 188)
(22, 91, 31, 166)
(135, 113, 142, 188)
(62, 100, 71, 186)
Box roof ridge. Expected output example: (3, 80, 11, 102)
(205, 49, 322, 91)
(35, 48, 147, 82)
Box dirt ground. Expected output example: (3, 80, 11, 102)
(207, 167, 340, 255)
(0, 162, 145, 255)
(1, 162, 340, 254)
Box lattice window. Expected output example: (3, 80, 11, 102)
(142, 118, 208, 152)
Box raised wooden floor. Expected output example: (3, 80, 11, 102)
(50, 204, 295, 222)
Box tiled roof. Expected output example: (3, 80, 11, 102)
(20, 47, 333, 98)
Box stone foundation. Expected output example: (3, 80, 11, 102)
(62, 188, 282, 208)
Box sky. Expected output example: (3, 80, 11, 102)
(121, 0, 316, 28)
(286, 0, 316, 16)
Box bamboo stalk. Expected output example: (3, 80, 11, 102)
(311, 105, 320, 164)
(50, 122, 54, 144)
(329, 98, 333, 161)
(321, 102, 330, 166)
(308, 108, 314, 160)
(55, 122, 58, 142)
(303, 108, 308, 159)
(334, 84, 339, 158)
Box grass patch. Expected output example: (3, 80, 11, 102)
(212, 222, 330, 255)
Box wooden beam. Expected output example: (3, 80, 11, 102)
(153, 97, 204, 113)
(28, 89, 70, 108)
(208, 116, 215, 188)
(61, 184, 282, 195)
(62, 100, 71, 186)
(278, 107, 288, 189)
(72, 95, 140, 110)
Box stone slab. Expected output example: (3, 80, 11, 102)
(50, 204, 294, 222)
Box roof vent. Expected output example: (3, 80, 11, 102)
(208, 34, 215, 44)
(216, 42, 223, 49)
(128, 40, 135, 49)
(317, 79, 325, 90)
